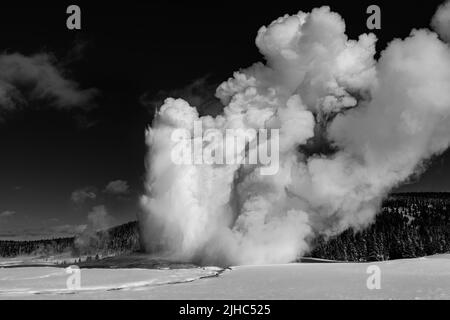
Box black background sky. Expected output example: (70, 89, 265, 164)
(0, 0, 448, 239)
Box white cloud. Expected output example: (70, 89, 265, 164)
(0, 52, 97, 120)
(0, 210, 16, 218)
(104, 180, 130, 195)
(71, 186, 97, 204)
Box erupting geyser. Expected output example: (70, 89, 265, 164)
(139, 4, 450, 266)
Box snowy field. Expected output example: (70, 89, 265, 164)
(0, 255, 449, 299)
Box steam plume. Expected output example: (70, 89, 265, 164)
(432, 0, 450, 42)
(140, 5, 450, 265)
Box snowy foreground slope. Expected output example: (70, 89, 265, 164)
(0, 255, 449, 299)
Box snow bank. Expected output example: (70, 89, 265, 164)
(0, 255, 449, 299)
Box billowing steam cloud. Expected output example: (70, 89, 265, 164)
(432, 0, 450, 42)
(140, 5, 450, 266)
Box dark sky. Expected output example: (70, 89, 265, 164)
(0, 0, 448, 239)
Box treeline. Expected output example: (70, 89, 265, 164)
(0, 237, 74, 257)
(73, 221, 141, 256)
(0, 221, 141, 258)
(310, 193, 450, 261)
(2, 193, 450, 262)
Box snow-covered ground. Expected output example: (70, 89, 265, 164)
(0, 255, 449, 299)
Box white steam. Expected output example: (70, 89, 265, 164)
(140, 5, 450, 265)
(432, 0, 450, 42)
